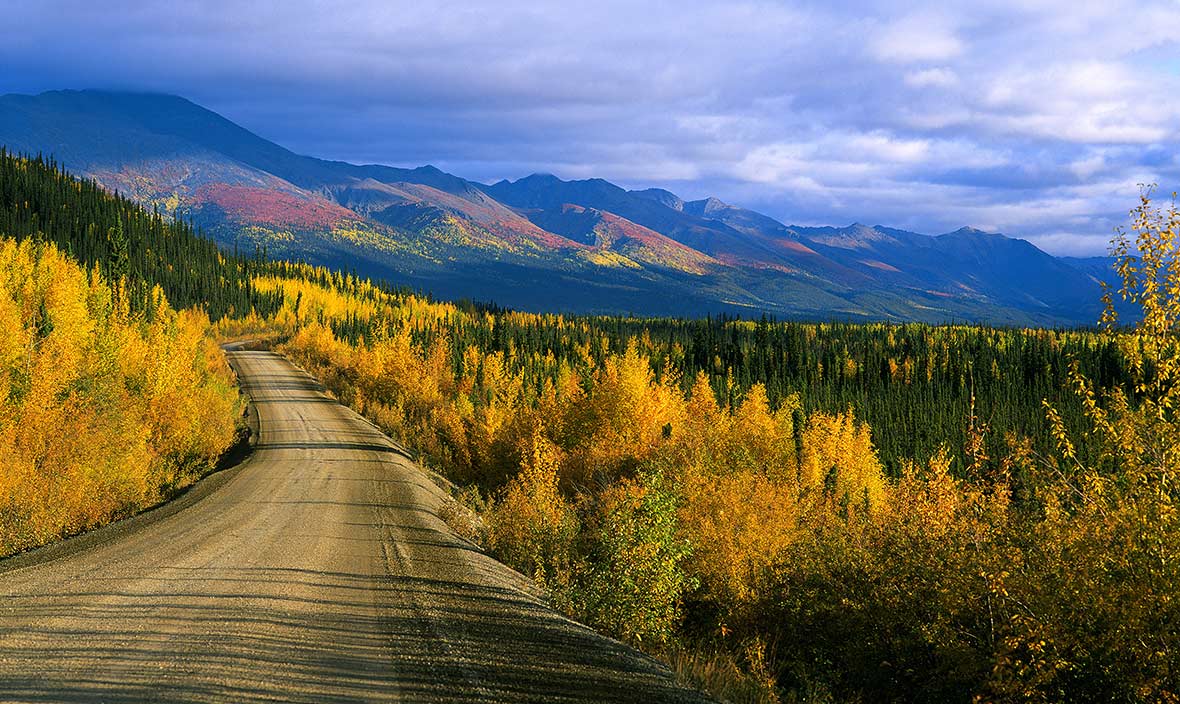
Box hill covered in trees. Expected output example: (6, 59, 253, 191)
(0, 152, 250, 555)
(0, 148, 282, 319)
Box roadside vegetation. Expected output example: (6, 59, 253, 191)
(0, 153, 270, 556)
(275, 192, 1179, 702)
(0, 239, 238, 555)
(3, 151, 1176, 702)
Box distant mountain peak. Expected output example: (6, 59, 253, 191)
(518, 172, 562, 183)
(945, 226, 998, 237)
(629, 188, 684, 211)
(683, 196, 732, 218)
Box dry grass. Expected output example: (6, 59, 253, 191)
(662, 644, 782, 704)
(439, 485, 489, 547)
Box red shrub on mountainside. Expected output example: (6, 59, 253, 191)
(197, 183, 352, 228)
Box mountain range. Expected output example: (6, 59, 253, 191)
(0, 89, 1114, 324)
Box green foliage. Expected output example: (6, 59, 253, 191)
(573, 469, 695, 646)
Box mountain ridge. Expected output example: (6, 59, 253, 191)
(0, 89, 1110, 325)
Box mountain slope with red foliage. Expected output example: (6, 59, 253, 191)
(526, 203, 719, 274)
(196, 183, 355, 228)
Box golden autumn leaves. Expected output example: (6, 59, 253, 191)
(0, 239, 238, 556)
(276, 315, 898, 666)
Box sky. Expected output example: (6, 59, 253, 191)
(4, 0, 1180, 256)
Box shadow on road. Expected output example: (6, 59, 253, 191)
(0, 564, 699, 703)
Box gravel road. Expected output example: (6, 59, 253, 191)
(0, 348, 711, 703)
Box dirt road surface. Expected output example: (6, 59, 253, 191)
(0, 349, 711, 703)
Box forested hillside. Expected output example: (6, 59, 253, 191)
(0, 152, 260, 555)
(0, 149, 282, 319)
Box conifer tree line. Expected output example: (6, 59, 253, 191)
(0, 149, 283, 319)
(329, 306, 1128, 477)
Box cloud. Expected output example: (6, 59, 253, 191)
(904, 68, 959, 89)
(1068, 153, 1107, 180)
(1025, 232, 1115, 257)
(3, 0, 1180, 256)
(975, 60, 1177, 144)
(870, 15, 964, 63)
(735, 130, 1005, 194)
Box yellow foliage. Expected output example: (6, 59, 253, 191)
(0, 239, 237, 556)
(487, 426, 577, 587)
(563, 342, 685, 484)
(799, 410, 886, 512)
(728, 385, 800, 481)
(679, 468, 798, 604)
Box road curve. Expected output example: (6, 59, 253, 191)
(0, 349, 710, 703)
